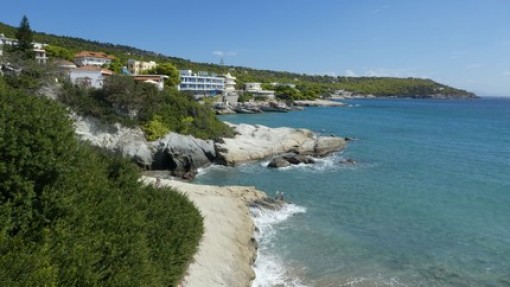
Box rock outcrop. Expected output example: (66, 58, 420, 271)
(73, 115, 216, 176)
(152, 133, 216, 177)
(73, 114, 154, 167)
(267, 153, 315, 168)
(216, 123, 347, 166)
(73, 116, 347, 177)
(293, 99, 345, 107)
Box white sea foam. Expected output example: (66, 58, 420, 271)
(263, 153, 363, 174)
(195, 164, 233, 177)
(250, 203, 308, 287)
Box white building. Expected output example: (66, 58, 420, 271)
(33, 43, 48, 64)
(244, 82, 275, 99)
(245, 82, 262, 92)
(132, 74, 169, 91)
(222, 73, 236, 92)
(69, 66, 112, 89)
(178, 70, 224, 96)
(127, 59, 157, 75)
(0, 33, 17, 56)
(0, 33, 48, 63)
(74, 51, 115, 67)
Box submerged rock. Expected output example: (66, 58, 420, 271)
(250, 197, 286, 210)
(267, 153, 316, 168)
(339, 158, 357, 165)
(267, 157, 291, 168)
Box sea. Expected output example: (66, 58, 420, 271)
(193, 97, 510, 287)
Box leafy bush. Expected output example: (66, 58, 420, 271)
(59, 77, 234, 140)
(238, 92, 253, 103)
(143, 115, 170, 141)
(0, 82, 204, 285)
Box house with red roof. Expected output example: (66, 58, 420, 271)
(74, 51, 115, 67)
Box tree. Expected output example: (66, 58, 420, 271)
(44, 45, 73, 61)
(15, 15, 34, 59)
(147, 62, 180, 88)
(106, 58, 122, 73)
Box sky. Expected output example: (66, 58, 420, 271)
(2, 0, 510, 96)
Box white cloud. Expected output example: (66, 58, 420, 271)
(212, 50, 237, 57)
(364, 69, 402, 77)
(344, 69, 357, 77)
(316, 71, 337, 77)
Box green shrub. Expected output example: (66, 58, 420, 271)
(59, 78, 234, 140)
(0, 84, 204, 286)
(238, 92, 253, 103)
(143, 115, 170, 141)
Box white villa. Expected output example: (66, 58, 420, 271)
(127, 59, 157, 75)
(74, 51, 115, 67)
(244, 82, 275, 98)
(69, 66, 113, 89)
(178, 70, 224, 96)
(132, 74, 169, 91)
(222, 73, 236, 92)
(0, 33, 48, 64)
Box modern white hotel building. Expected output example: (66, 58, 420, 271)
(178, 70, 225, 96)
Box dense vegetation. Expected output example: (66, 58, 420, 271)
(0, 21, 476, 100)
(59, 75, 234, 140)
(0, 77, 204, 285)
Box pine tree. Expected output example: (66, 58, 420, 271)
(15, 15, 34, 59)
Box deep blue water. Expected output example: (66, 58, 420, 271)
(194, 98, 510, 286)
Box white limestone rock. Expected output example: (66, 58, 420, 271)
(73, 114, 153, 167)
(216, 123, 346, 166)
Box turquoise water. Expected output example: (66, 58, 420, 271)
(194, 98, 510, 286)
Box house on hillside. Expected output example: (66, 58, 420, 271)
(33, 43, 48, 64)
(74, 51, 115, 67)
(69, 65, 112, 89)
(244, 82, 275, 99)
(0, 33, 48, 64)
(127, 59, 157, 75)
(132, 74, 169, 91)
(222, 73, 236, 93)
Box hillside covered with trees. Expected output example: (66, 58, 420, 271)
(0, 21, 476, 99)
(0, 77, 204, 285)
(1, 18, 204, 286)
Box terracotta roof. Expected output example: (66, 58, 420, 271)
(133, 75, 163, 82)
(74, 51, 116, 60)
(77, 65, 102, 71)
(101, 69, 114, 76)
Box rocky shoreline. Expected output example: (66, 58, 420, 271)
(73, 114, 346, 287)
(73, 115, 347, 178)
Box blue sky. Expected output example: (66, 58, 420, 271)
(2, 0, 510, 96)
